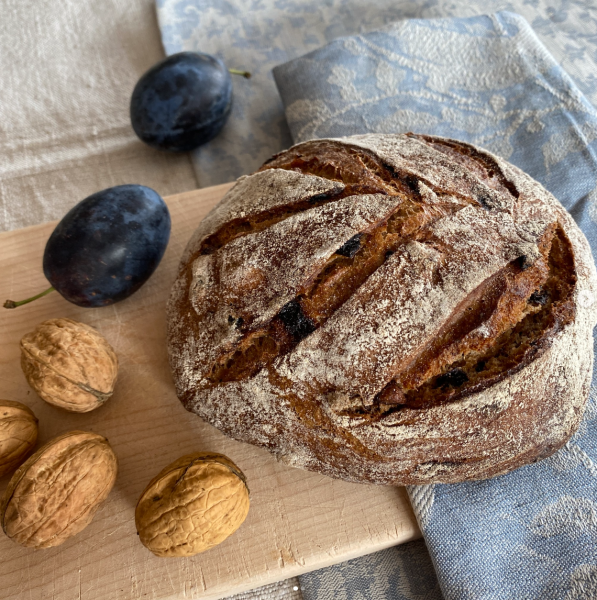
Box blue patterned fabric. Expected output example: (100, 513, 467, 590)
(155, 0, 597, 188)
(299, 541, 443, 600)
(275, 11, 597, 600)
(156, 2, 597, 599)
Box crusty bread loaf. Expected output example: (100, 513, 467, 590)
(167, 133, 597, 485)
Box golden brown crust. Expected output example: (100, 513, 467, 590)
(167, 134, 597, 485)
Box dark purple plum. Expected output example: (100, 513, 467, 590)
(41, 185, 171, 307)
(130, 52, 234, 152)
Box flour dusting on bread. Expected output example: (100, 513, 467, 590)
(167, 134, 597, 485)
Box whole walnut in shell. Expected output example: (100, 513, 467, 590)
(135, 452, 250, 557)
(1, 431, 118, 549)
(0, 401, 38, 477)
(20, 318, 118, 413)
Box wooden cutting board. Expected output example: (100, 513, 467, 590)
(0, 183, 421, 600)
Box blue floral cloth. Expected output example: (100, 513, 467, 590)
(155, 0, 597, 188)
(156, 2, 597, 599)
(298, 541, 443, 600)
(275, 11, 597, 600)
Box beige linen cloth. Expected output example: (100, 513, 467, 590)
(0, 0, 197, 233)
(0, 0, 301, 598)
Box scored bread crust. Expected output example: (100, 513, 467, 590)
(167, 133, 597, 485)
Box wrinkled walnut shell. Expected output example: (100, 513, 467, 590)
(20, 318, 118, 413)
(135, 452, 250, 557)
(0, 401, 38, 477)
(1, 431, 118, 549)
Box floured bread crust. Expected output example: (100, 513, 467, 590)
(167, 134, 597, 485)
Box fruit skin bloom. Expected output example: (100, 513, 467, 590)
(130, 52, 233, 152)
(43, 185, 170, 307)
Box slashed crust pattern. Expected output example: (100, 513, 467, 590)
(167, 134, 597, 485)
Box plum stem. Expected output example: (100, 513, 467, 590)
(228, 68, 251, 79)
(4, 287, 56, 309)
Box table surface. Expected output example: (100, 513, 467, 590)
(0, 183, 420, 600)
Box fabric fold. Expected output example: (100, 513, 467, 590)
(273, 11, 597, 600)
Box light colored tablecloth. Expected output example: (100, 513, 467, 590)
(0, 0, 197, 234)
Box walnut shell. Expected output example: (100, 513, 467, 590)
(20, 318, 118, 413)
(1, 430, 118, 549)
(0, 401, 38, 477)
(135, 452, 250, 557)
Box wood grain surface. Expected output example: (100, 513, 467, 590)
(0, 183, 421, 600)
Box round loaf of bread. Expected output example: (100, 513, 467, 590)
(167, 133, 597, 485)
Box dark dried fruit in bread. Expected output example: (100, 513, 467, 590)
(167, 134, 597, 485)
